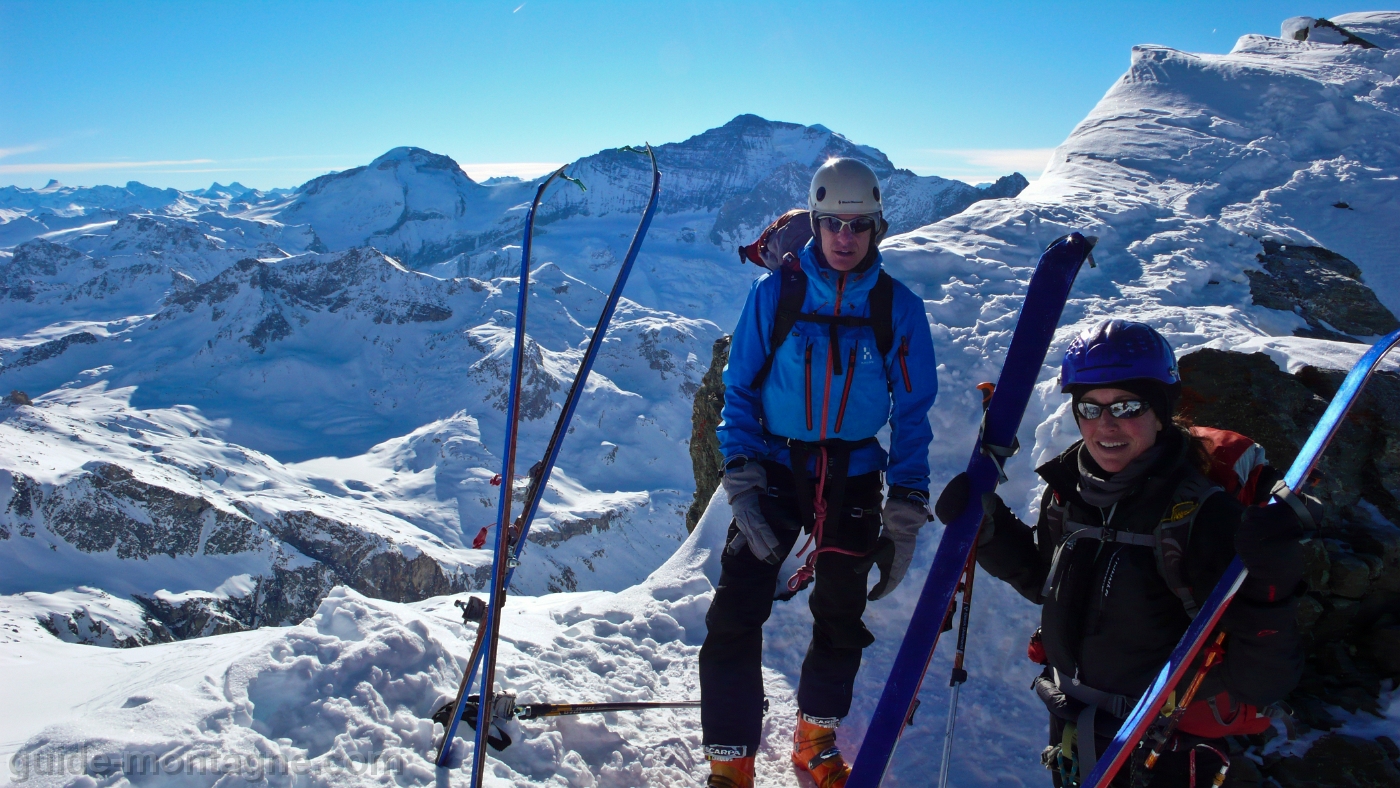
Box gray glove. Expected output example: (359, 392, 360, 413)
(721, 461, 780, 564)
(860, 496, 929, 600)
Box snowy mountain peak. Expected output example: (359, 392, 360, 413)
(369, 146, 474, 178)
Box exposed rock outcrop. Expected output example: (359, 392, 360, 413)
(687, 335, 730, 531)
(2, 464, 478, 643)
(1247, 241, 1400, 342)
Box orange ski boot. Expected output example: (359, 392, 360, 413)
(706, 755, 755, 788)
(792, 713, 850, 788)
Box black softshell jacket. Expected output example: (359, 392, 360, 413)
(977, 429, 1303, 709)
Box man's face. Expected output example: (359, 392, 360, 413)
(817, 213, 874, 272)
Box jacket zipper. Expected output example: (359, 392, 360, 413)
(834, 345, 857, 433)
(818, 274, 846, 440)
(897, 335, 912, 393)
(804, 342, 814, 431)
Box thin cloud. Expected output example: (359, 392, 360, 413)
(920, 148, 1057, 173)
(0, 159, 215, 174)
(514, 2, 525, 11)
(0, 143, 47, 160)
(904, 147, 1058, 185)
(912, 148, 1052, 177)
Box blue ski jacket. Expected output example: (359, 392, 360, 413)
(718, 243, 938, 493)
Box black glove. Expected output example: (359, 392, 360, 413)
(1236, 501, 1310, 602)
(934, 472, 1006, 547)
(934, 472, 972, 525)
(857, 537, 899, 600)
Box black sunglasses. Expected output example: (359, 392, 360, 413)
(816, 215, 878, 235)
(1074, 399, 1150, 420)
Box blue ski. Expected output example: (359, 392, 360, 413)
(1085, 325, 1400, 788)
(434, 146, 662, 779)
(847, 232, 1096, 787)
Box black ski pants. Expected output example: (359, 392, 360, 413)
(699, 461, 882, 754)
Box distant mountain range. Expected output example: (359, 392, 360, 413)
(2, 114, 1025, 270)
(0, 115, 1027, 639)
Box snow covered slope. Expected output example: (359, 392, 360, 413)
(0, 489, 731, 787)
(5, 15, 1400, 787)
(856, 12, 1400, 786)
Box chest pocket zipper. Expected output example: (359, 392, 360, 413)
(1099, 549, 1124, 607)
(834, 345, 858, 433)
(897, 336, 912, 392)
(804, 342, 814, 431)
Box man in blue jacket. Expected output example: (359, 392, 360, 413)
(701, 158, 939, 788)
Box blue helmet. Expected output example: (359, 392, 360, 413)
(1060, 319, 1179, 392)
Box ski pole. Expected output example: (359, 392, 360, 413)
(937, 382, 993, 788)
(514, 699, 701, 719)
(937, 545, 978, 788)
(439, 696, 700, 723)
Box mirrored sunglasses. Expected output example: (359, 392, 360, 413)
(1074, 399, 1150, 420)
(816, 215, 878, 235)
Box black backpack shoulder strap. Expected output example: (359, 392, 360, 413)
(1153, 469, 1224, 619)
(868, 271, 895, 358)
(748, 262, 807, 389)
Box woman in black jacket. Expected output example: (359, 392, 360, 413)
(936, 320, 1307, 787)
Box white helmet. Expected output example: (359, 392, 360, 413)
(809, 158, 883, 215)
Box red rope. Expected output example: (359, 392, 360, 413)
(786, 447, 868, 594)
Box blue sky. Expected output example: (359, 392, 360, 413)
(0, 1, 1362, 190)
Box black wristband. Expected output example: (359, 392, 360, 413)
(888, 485, 930, 507)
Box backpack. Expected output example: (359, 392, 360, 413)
(1035, 425, 1277, 738)
(738, 209, 899, 390)
(738, 208, 812, 272)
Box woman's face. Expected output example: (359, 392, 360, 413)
(1076, 387, 1163, 473)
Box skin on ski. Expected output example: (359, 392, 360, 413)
(434, 148, 662, 775)
(1085, 326, 1400, 788)
(847, 233, 1096, 788)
